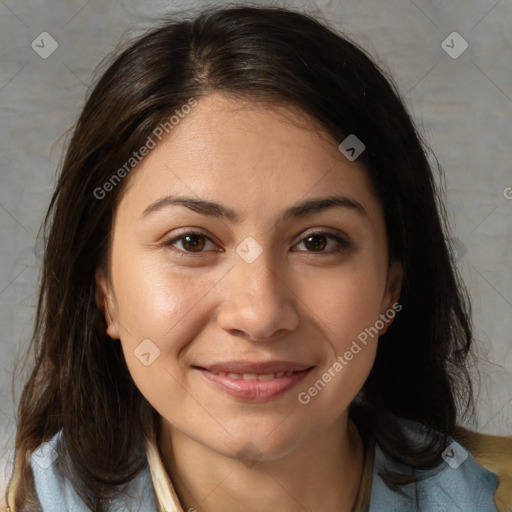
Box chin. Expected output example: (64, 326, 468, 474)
(207, 420, 313, 463)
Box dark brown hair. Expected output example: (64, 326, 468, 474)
(7, 5, 475, 510)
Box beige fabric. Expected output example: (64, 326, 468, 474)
(144, 434, 185, 512)
(350, 435, 375, 512)
(453, 427, 512, 512)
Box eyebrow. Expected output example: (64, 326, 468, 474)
(141, 194, 367, 222)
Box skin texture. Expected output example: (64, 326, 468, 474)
(96, 92, 402, 512)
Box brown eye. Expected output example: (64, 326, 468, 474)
(181, 234, 206, 252)
(303, 234, 327, 252)
(164, 231, 216, 253)
(294, 231, 349, 254)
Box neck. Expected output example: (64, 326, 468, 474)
(158, 413, 365, 512)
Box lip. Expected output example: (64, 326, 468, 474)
(200, 360, 313, 374)
(194, 361, 314, 402)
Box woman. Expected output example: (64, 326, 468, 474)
(3, 5, 511, 512)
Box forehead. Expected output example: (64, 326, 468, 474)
(115, 93, 382, 225)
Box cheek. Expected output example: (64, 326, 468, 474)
(294, 277, 381, 428)
(291, 257, 385, 411)
(112, 250, 214, 344)
(109, 252, 206, 382)
(301, 259, 386, 350)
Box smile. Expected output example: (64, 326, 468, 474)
(208, 370, 295, 380)
(194, 362, 314, 402)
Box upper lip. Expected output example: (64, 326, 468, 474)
(197, 361, 314, 374)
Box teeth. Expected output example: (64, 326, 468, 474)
(209, 370, 295, 380)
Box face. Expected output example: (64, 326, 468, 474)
(96, 92, 402, 461)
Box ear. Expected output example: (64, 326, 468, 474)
(95, 268, 121, 340)
(378, 260, 403, 335)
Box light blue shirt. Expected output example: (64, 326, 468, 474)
(30, 422, 500, 511)
(369, 435, 499, 511)
(30, 434, 157, 511)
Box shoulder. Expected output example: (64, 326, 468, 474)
(30, 431, 158, 511)
(453, 425, 512, 512)
(369, 416, 508, 512)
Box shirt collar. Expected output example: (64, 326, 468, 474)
(144, 423, 500, 512)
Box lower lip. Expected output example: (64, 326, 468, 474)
(196, 367, 314, 402)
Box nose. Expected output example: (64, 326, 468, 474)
(216, 251, 300, 341)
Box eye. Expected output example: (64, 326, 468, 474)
(293, 230, 349, 254)
(163, 230, 218, 254)
(163, 229, 349, 256)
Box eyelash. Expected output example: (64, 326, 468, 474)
(162, 229, 349, 256)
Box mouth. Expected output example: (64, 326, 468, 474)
(193, 361, 315, 402)
(207, 369, 297, 380)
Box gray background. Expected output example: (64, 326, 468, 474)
(1, 0, 511, 496)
